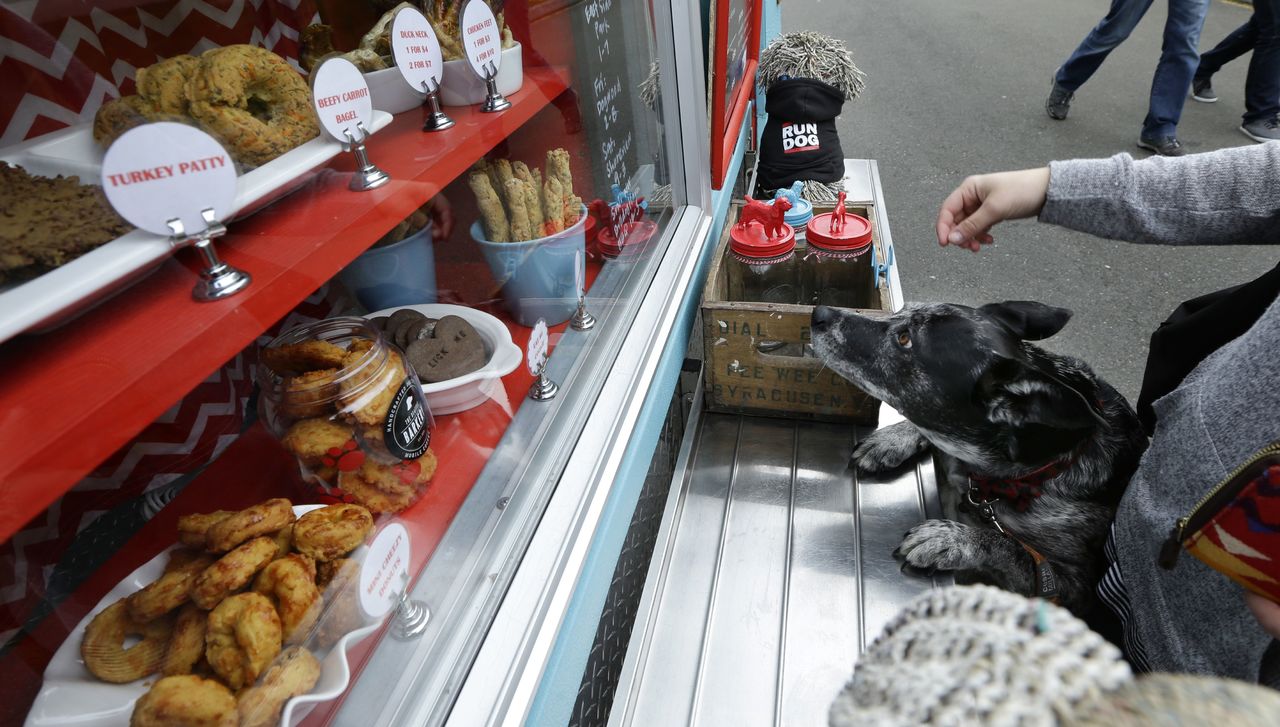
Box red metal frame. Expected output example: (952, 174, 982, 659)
(710, 0, 762, 189)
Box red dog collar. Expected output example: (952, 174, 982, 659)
(968, 458, 1070, 512)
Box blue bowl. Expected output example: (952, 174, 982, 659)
(338, 223, 438, 312)
(472, 209, 587, 327)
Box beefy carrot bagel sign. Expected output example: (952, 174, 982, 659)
(101, 122, 237, 236)
(460, 0, 502, 77)
(311, 57, 375, 141)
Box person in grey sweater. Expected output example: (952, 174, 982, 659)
(934, 142, 1280, 681)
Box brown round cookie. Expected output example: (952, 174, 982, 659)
(386, 309, 424, 328)
(368, 316, 390, 333)
(262, 340, 348, 376)
(280, 418, 353, 468)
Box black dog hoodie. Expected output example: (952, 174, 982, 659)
(756, 77, 845, 192)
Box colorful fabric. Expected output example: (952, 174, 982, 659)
(1185, 464, 1280, 602)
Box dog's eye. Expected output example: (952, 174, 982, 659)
(896, 330, 912, 348)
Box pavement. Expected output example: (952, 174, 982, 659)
(784, 0, 1276, 400)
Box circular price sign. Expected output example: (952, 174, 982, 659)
(527, 318, 549, 376)
(101, 122, 237, 237)
(310, 57, 374, 142)
(459, 0, 502, 78)
(391, 7, 443, 90)
(359, 522, 411, 619)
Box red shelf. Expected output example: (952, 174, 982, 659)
(0, 67, 570, 542)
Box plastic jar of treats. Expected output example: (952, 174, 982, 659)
(256, 317, 436, 515)
(726, 221, 799, 304)
(801, 210, 874, 308)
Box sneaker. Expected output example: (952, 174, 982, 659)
(1240, 116, 1280, 142)
(1137, 136, 1187, 156)
(1191, 77, 1217, 103)
(1046, 79, 1073, 120)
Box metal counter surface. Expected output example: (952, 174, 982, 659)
(609, 405, 947, 726)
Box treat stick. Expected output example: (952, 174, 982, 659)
(504, 178, 533, 242)
(492, 159, 517, 209)
(468, 172, 509, 242)
(543, 177, 566, 234)
(512, 163, 544, 231)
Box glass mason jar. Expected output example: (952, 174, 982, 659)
(801, 211, 874, 308)
(256, 316, 435, 514)
(726, 221, 799, 304)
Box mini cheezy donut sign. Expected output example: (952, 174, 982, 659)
(101, 123, 237, 236)
(359, 523, 411, 618)
(460, 0, 502, 78)
(311, 57, 375, 141)
(391, 7, 444, 89)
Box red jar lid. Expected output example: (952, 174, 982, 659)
(730, 221, 795, 258)
(807, 211, 872, 252)
(599, 220, 658, 257)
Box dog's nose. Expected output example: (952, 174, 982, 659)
(811, 305, 837, 331)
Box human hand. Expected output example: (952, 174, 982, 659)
(935, 167, 1051, 252)
(1245, 591, 1280, 639)
(426, 195, 454, 243)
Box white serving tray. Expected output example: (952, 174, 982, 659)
(0, 111, 394, 344)
(25, 505, 381, 727)
(368, 304, 522, 415)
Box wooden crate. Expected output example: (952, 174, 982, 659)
(702, 203, 891, 424)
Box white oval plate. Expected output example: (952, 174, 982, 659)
(25, 505, 380, 727)
(367, 304, 522, 415)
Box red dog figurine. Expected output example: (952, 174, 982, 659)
(740, 195, 792, 239)
(830, 190, 847, 234)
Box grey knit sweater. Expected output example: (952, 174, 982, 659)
(1039, 142, 1280, 680)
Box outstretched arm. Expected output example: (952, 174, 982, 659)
(937, 143, 1280, 250)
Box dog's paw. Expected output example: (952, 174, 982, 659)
(893, 520, 977, 573)
(851, 423, 927, 474)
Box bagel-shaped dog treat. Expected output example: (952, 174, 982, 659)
(253, 554, 321, 644)
(81, 599, 174, 683)
(92, 95, 160, 146)
(131, 674, 237, 727)
(190, 536, 279, 609)
(205, 498, 294, 553)
(337, 451, 436, 514)
(177, 511, 235, 549)
(205, 592, 282, 690)
(338, 348, 407, 427)
(135, 54, 200, 115)
(270, 523, 295, 557)
(293, 504, 373, 562)
(236, 646, 321, 727)
(162, 603, 209, 677)
(126, 551, 215, 622)
(186, 45, 319, 167)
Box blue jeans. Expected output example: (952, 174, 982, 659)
(1195, 0, 1280, 123)
(1055, 0, 1212, 139)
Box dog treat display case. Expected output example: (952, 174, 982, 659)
(0, 1, 943, 725)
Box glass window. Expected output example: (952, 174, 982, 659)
(0, 0, 688, 722)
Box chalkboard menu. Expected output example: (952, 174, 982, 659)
(569, 0, 659, 196)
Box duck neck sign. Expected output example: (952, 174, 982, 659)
(101, 123, 237, 236)
(391, 7, 443, 89)
(460, 0, 502, 78)
(311, 57, 374, 142)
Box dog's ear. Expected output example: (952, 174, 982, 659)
(975, 357, 1105, 461)
(978, 301, 1072, 341)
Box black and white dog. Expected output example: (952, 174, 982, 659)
(810, 301, 1147, 614)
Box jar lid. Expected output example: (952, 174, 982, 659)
(777, 197, 813, 227)
(599, 220, 658, 257)
(730, 220, 796, 258)
(807, 211, 872, 251)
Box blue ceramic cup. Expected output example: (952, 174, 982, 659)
(338, 223, 438, 312)
(472, 209, 587, 327)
